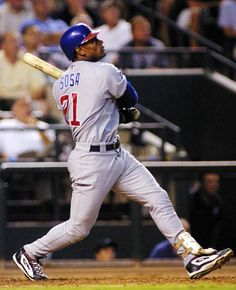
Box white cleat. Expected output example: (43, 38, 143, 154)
(186, 248, 234, 279)
(13, 248, 48, 281)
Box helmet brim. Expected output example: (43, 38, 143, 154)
(81, 29, 100, 44)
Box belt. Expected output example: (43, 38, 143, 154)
(89, 140, 120, 152)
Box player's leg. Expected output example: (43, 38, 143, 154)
(113, 149, 184, 244)
(112, 148, 233, 279)
(13, 150, 122, 280)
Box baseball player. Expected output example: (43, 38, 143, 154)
(13, 23, 233, 281)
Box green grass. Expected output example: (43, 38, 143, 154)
(1, 285, 236, 290)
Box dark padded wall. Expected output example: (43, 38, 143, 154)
(127, 73, 236, 160)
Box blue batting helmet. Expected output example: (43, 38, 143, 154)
(60, 23, 100, 61)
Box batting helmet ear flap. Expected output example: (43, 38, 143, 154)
(60, 23, 100, 61)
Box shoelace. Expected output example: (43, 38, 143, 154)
(30, 259, 45, 276)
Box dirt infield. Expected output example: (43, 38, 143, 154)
(0, 261, 236, 287)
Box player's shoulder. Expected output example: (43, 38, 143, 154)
(82, 60, 115, 69)
(80, 61, 121, 75)
(52, 61, 121, 91)
(97, 61, 122, 73)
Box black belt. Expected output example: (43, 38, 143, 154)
(89, 140, 120, 152)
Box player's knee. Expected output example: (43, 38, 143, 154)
(67, 223, 90, 242)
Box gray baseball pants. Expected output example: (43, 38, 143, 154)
(25, 146, 184, 258)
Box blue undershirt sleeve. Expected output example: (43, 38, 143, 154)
(116, 81, 139, 108)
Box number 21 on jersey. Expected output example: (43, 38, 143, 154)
(60, 93, 80, 126)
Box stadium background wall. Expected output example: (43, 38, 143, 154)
(127, 71, 236, 161)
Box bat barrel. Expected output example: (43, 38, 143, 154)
(23, 52, 63, 79)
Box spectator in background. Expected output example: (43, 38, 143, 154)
(0, 97, 55, 203)
(66, 0, 95, 27)
(118, 15, 168, 69)
(52, 0, 101, 27)
(0, 31, 47, 111)
(0, 97, 55, 161)
(156, 0, 177, 46)
(177, 0, 220, 47)
(155, 0, 192, 47)
(218, 0, 236, 60)
(148, 218, 190, 259)
(20, 22, 59, 118)
(0, 0, 34, 36)
(21, 22, 43, 56)
(22, 0, 68, 47)
(21, 0, 70, 70)
(188, 172, 223, 248)
(96, 0, 132, 64)
(95, 238, 118, 261)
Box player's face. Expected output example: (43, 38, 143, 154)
(79, 37, 106, 62)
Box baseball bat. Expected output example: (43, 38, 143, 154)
(23, 52, 63, 79)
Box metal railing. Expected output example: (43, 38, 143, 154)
(135, 104, 181, 151)
(0, 122, 170, 161)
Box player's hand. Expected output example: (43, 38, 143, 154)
(119, 107, 140, 124)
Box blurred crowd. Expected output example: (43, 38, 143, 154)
(0, 0, 235, 162)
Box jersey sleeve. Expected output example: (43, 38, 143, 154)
(105, 64, 127, 99)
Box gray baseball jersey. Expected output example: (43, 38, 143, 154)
(53, 61, 126, 143)
(24, 60, 184, 258)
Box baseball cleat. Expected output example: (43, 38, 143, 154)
(186, 248, 234, 279)
(12, 248, 48, 281)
